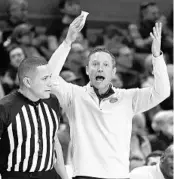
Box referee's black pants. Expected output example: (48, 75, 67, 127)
(1, 169, 60, 179)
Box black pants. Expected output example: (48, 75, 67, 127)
(2, 169, 60, 179)
(73, 176, 129, 179)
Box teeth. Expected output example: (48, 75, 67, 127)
(96, 77, 104, 82)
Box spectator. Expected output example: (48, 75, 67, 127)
(73, 32, 88, 49)
(150, 110, 173, 151)
(130, 144, 173, 179)
(130, 113, 151, 171)
(10, 23, 43, 58)
(0, 0, 57, 71)
(60, 70, 81, 85)
(129, 1, 173, 56)
(63, 50, 88, 86)
(1, 44, 25, 94)
(0, 0, 28, 42)
(116, 46, 142, 88)
(48, 0, 87, 40)
(0, 0, 28, 75)
(145, 150, 163, 166)
(31, 26, 59, 60)
(111, 73, 123, 88)
(88, 33, 105, 49)
(0, 0, 58, 61)
(103, 25, 131, 53)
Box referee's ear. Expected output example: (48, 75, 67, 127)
(23, 77, 31, 88)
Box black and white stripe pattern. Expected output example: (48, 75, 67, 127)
(6, 102, 59, 172)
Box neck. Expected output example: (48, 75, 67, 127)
(97, 84, 110, 95)
(160, 163, 172, 179)
(18, 87, 39, 102)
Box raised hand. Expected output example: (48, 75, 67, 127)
(150, 22, 162, 57)
(65, 11, 89, 45)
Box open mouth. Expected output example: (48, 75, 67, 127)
(95, 76, 105, 82)
(45, 90, 51, 92)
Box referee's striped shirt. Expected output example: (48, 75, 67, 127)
(0, 91, 60, 173)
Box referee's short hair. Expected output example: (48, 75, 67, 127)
(18, 56, 48, 86)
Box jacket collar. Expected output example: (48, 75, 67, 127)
(85, 83, 120, 99)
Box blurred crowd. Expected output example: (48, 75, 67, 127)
(0, 0, 173, 172)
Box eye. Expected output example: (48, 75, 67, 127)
(104, 63, 109, 67)
(93, 62, 98, 67)
(43, 76, 48, 81)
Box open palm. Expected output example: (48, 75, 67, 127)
(150, 22, 162, 57)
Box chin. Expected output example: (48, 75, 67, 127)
(41, 93, 51, 99)
(93, 83, 109, 90)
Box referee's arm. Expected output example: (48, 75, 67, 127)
(53, 134, 69, 179)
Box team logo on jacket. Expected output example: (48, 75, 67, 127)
(109, 97, 118, 103)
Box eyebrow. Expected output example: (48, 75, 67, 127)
(42, 74, 51, 79)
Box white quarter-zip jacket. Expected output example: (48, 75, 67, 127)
(49, 41, 170, 178)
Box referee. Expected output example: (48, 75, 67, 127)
(0, 56, 68, 179)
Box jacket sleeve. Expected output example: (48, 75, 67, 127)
(131, 54, 170, 114)
(48, 40, 75, 114)
(48, 41, 71, 78)
(51, 76, 75, 114)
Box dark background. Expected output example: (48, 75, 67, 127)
(0, 0, 172, 29)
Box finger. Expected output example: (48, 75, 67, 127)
(75, 16, 83, 25)
(71, 19, 82, 28)
(73, 19, 84, 30)
(153, 27, 158, 38)
(156, 22, 162, 37)
(70, 21, 81, 32)
(71, 16, 83, 27)
(150, 32, 155, 40)
(155, 23, 160, 37)
(158, 22, 162, 36)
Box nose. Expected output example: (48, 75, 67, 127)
(47, 79, 52, 87)
(97, 64, 103, 72)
